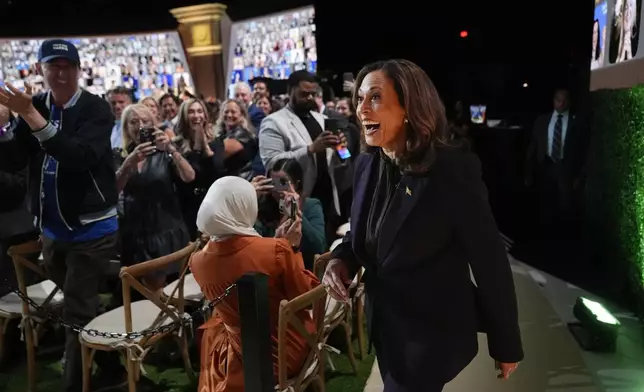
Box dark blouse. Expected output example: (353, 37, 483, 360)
(120, 151, 190, 269)
(364, 152, 402, 260)
(218, 125, 257, 181)
(177, 139, 227, 239)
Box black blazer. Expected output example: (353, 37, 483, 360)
(333, 147, 524, 384)
(525, 112, 584, 180)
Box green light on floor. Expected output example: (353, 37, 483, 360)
(580, 297, 620, 325)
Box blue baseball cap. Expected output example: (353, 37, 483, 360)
(38, 39, 80, 65)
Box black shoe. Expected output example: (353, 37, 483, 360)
(91, 368, 128, 392)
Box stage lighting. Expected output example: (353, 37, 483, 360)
(568, 297, 620, 352)
(460, 30, 468, 38)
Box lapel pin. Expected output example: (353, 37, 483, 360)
(405, 186, 412, 196)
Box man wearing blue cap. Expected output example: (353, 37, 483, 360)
(0, 39, 125, 391)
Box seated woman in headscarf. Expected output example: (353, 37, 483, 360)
(190, 176, 319, 392)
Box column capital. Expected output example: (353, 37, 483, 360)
(170, 3, 227, 24)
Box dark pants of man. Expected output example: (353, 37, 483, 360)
(371, 328, 446, 392)
(42, 232, 122, 392)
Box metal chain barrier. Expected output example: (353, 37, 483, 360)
(1, 279, 236, 340)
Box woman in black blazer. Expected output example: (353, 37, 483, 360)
(323, 59, 523, 391)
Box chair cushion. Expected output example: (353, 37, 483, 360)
(336, 222, 350, 237)
(79, 300, 184, 347)
(329, 238, 342, 252)
(0, 280, 64, 317)
(163, 273, 203, 302)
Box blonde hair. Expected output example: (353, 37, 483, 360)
(120, 104, 155, 155)
(174, 98, 214, 155)
(140, 96, 162, 122)
(214, 99, 254, 137)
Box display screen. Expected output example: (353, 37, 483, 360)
(0, 32, 192, 98)
(592, 0, 608, 69)
(227, 6, 316, 97)
(608, 0, 642, 64)
(470, 105, 487, 124)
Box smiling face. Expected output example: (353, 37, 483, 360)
(40, 58, 80, 97)
(187, 101, 207, 129)
(222, 101, 243, 129)
(356, 70, 407, 152)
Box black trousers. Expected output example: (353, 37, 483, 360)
(42, 232, 122, 392)
(371, 318, 446, 392)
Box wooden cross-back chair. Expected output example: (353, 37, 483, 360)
(314, 252, 366, 361)
(162, 237, 208, 309)
(79, 242, 198, 392)
(3, 240, 63, 392)
(276, 284, 328, 392)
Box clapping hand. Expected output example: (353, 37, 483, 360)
(0, 82, 34, 115)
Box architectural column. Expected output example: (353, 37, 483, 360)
(170, 3, 227, 99)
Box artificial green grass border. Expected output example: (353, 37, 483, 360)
(584, 86, 644, 317)
(0, 329, 375, 392)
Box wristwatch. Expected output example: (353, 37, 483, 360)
(291, 245, 301, 253)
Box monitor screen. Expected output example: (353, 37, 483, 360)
(591, 0, 608, 70)
(226, 6, 316, 97)
(608, 0, 641, 64)
(0, 32, 192, 98)
(470, 105, 487, 124)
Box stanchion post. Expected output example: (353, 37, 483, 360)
(237, 273, 273, 392)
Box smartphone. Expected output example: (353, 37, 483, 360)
(271, 173, 290, 192)
(280, 197, 297, 220)
(324, 118, 351, 160)
(139, 127, 156, 143)
(324, 117, 348, 133)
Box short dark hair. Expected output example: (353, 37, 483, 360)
(159, 93, 180, 106)
(353, 59, 449, 173)
(287, 70, 316, 93)
(107, 86, 132, 101)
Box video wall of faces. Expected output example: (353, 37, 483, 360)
(0, 32, 193, 99)
(226, 6, 316, 96)
(591, 0, 643, 70)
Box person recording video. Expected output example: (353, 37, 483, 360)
(252, 158, 326, 270)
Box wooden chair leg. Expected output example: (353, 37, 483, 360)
(0, 318, 6, 366)
(315, 375, 326, 392)
(175, 334, 195, 381)
(342, 321, 358, 374)
(81, 344, 92, 392)
(126, 352, 138, 392)
(24, 317, 37, 392)
(356, 297, 366, 359)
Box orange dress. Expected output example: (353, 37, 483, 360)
(190, 236, 320, 392)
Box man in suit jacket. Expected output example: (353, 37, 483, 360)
(259, 71, 352, 226)
(234, 81, 265, 130)
(525, 89, 585, 233)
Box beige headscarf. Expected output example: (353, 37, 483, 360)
(196, 176, 261, 241)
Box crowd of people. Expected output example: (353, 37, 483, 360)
(0, 39, 523, 392)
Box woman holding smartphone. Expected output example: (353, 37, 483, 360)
(116, 104, 194, 291)
(252, 158, 326, 270)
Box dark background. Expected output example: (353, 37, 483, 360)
(1, 0, 607, 301)
(0, 0, 592, 124)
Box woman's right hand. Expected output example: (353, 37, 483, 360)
(276, 216, 302, 248)
(250, 175, 274, 195)
(123, 142, 155, 168)
(322, 258, 352, 302)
